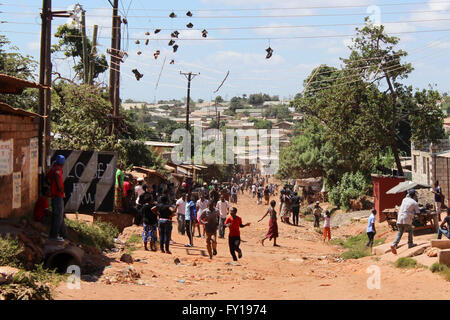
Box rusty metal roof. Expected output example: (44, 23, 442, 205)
(0, 102, 42, 118)
(0, 73, 48, 94)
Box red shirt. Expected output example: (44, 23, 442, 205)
(47, 164, 65, 198)
(225, 215, 242, 237)
(34, 196, 49, 222)
(123, 181, 131, 196)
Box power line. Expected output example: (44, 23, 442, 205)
(6, 17, 450, 32)
(4, 0, 450, 12)
(4, 8, 450, 18)
(4, 26, 450, 40)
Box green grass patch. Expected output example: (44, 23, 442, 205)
(304, 216, 314, 222)
(332, 233, 385, 260)
(65, 219, 119, 252)
(394, 257, 417, 269)
(126, 246, 138, 255)
(430, 263, 450, 281)
(30, 263, 68, 286)
(0, 234, 25, 268)
(126, 234, 142, 245)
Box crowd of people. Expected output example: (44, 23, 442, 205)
(33, 156, 450, 262)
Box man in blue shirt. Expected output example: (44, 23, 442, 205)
(366, 209, 377, 248)
(184, 194, 196, 247)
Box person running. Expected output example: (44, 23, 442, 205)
(200, 201, 219, 259)
(184, 194, 196, 247)
(291, 192, 301, 226)
(216, 195, 230, 239)
(142, 197, 158, 251)
(313, 201, 322, 228)
(390, 189, 420, 254)
(366, 209, 377, 247)
(251, 183, 256, 198)
(259, 200, 279, 247)
(151, 195, 175, 254)
(196, 194, 209, 238)
(323, 210, 331, 243)
(224, 207, 251, 262)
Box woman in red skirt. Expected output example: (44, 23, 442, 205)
(258, 200, 279, 246)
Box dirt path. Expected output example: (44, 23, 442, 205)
(54, 190, 450, 300)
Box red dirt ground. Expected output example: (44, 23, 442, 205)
(54, 189, 450, 300)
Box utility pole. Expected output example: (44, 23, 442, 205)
(39, 0, 71, 182)
(109, 0, 121, 137)
(81, 9, 89, 84)
(88, 24, 98, 85)
(180, 71, 199, 131)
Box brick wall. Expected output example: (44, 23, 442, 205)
(0, 113, 39, 218)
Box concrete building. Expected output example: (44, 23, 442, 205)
(411, 139, 450, 206)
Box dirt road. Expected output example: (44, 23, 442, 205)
(54, 190, 450, 300)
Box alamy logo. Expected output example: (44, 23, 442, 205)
(366, 265, 381, 290)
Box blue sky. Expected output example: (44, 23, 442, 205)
(2, 0, 450, 102)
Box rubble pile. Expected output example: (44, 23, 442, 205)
(103, 266, 142, 285)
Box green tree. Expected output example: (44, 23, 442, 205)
(0, 34, 39, 112)
(52, 23, 108, 83)
(51, 83, 116, 151)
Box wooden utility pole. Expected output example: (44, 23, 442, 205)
(109, 0, 121, 136)
(38, 0, 71, 181)
(88, 24, 98, 85)
(81, 9, 89, 84)
(180, 71, 199, 131)
(39, 0, 51, 181)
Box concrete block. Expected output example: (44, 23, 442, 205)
(438, 249, 450, 267)
(431, 239, 450, 249)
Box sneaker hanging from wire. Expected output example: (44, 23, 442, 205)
(132, 69, 143, 80)
(265, 46, 273, 59)
(186, 22, 194, 28)
(186, 11, 193, 17)
(173, 44, 179, 53)
(169, 12, 177, 18)
(154, 29, 161, 34)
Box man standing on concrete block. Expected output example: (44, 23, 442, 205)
(390, 189, 420, 254)
(437, 208, 450, 239)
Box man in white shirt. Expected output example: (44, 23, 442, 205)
(391, 189, 420, 254)
(216, 195, 229, 238)
(196, 195, 209, 238)
(135, 177, 144, 205)
(175, 194, 187, 235)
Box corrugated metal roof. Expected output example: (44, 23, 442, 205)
(0, 102, 41, 118)
(0, 73, 48, 94)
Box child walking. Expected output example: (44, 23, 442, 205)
(323, 210, 331, 243)
(258, 200, 279, 247)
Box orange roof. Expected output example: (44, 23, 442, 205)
(0, 73, 49, 94)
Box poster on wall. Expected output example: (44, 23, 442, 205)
(0, 139, 13, 176)
(29, 138, 39, 201)
(12, 172, 21, 209)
